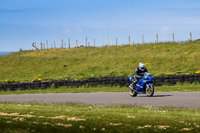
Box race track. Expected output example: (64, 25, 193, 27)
(0, 92, 200, 109)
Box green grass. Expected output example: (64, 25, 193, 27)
(0, 103, 199, 133)
(0, 42, 200, 81)
(0, 83, 199, 95)
(156, 82, 200, 92)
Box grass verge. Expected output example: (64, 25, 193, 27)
(0, 42, 200, 81)
(0, 103, 199, 133)
(0, 83, 199, 95)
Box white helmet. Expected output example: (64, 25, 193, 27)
(139, 62, 145, 71)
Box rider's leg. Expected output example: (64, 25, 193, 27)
(132, 76, 138, 89)
(129, 76, 137, 90)
(133, 76, 138, 84)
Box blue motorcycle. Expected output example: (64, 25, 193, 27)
(128, 72, 154, 97)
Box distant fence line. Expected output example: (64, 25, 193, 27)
(0, 74, 200, 91)
(32, 32, 194, 50)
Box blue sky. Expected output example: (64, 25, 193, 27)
(0, 0, 200, 51)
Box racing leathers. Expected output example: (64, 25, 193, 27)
(133, 67, 148, 83)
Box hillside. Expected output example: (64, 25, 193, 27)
(0, 42, 200, 81)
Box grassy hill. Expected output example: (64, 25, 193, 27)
(0, 42, 200, 81)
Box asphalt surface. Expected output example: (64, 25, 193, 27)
(0, 92, 200, 109)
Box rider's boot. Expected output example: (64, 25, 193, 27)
(129, 83, 134, 90)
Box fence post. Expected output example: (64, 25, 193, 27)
(172, 33, 175, 43)
(51, 43, 53, 49)
(76, 40, 78, 47)
(32, 43, 39, 50)
(40, 42, 43, 50)
(86, 37, 88, 47)
(34, 41, 37, 49)
(93, 38, 95, 47)
(128, 36, 131, 45)
(61, 39, 64, 48)
(111, 39, 113, 46)
(68, 38, 70, 49)
(88, 42, 90, 47)
(116, 37, 118, 46)
(106, 36, 108, 46)
(156, 34, 159, 43)
(46, 40, 48, 49)
(32, 43, 34, 51)
(190, 32, 192, 42)
(142, 35, 144, 44)
(133, 41, 134, 45)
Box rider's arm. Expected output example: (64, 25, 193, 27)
(134, 68, 143, 78)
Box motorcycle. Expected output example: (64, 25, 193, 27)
(128, 72, 154, 97)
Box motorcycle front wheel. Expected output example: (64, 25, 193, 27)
(129, 88, 138, 97)
(146, 85, 154, 97)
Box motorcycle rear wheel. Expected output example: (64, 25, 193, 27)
(146, 85, 154, 97)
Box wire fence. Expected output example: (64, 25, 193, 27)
(32, 32, 195, 50)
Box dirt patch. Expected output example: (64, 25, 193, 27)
(67, 117, 86, 121)
(12, 117, 25, 121)
(127, 116, 136, 118)
(56, 123, 72, 127)
(33, 122, 39, 124)
(144, 125, 152, 128)
(79, 125, 85, 129)
(155, 125, 171, 129)
(43, 122, 51, 125)
(108, 123, 123, 126)
(180, 128, 192, 131)
(0, 112, 19, 116)
(48, 116, 67, 120)
(0, 112, 35, 118)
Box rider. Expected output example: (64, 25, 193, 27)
(129, 62, 148, 90)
